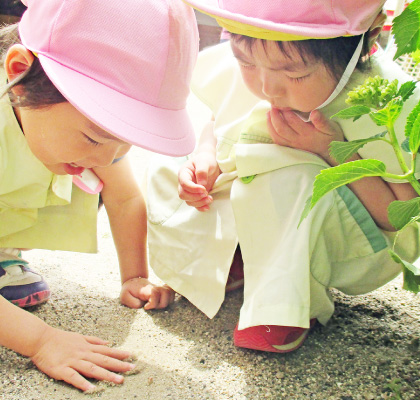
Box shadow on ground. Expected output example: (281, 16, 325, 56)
(148, 279, 420, 399)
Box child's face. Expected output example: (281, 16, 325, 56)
(17, 102, 131, 175)
(231, 39, 337, 113)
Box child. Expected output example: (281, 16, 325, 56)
(0, 0, 198, 392)
(146, 0, 420, 354)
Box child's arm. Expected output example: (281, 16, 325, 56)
(93, 157, 175, 310)
(267, 109, 418, 231)
(178, 120, 221, 211)
(0, 295, 134, 391)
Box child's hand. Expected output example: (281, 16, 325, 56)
(267, 108, 344, 164)
(178, 152, 220, 211)
(31, 326, 135, 392)
(120, 277, 175, 310)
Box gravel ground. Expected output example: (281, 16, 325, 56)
(2, 116, 420, 399)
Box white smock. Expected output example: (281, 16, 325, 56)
(147, 42, 420, 329)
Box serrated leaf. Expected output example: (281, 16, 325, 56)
(401, 137, 411, 152)
(392, 1, 420, 59)
(389, 249, 420, 293)
(329, 132, 387, 164)
(411, 48, 420, 65)
(405, 99, 420, 137)
(397, 80, 417, 101)
(409, 112, 420, 153)
(368, 98, 403, 127)
(298, 195, 313, 227)
(310, 159, 386, 210)
(388, 197, 420, 230)
(331, 105, 371, 121)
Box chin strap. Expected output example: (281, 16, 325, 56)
(293, 34, 365, 122)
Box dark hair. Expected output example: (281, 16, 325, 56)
(230, 33, 372, 83)
(0, 23, 66, 109)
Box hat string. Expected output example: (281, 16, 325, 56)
(293, 34, 364, 122)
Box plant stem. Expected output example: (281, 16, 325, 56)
(385, 124, 420, 195)
(387, 124, 410, 174)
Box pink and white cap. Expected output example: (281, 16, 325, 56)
(19, 0, 199, 156)
(185, 0, 386, 40)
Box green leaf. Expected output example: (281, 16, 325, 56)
(396, 80, 417, 102)
(329, 132, 387, 164)
(388, 197, 420, 230)
(310, 159, 386, 210)
(298, 195, 313, 228)
(392, 1, 420, 60)
(411, 48, 420, 65)
(331, 105, 371, 121)
(405, 99, 420, 137)
(389, 250, 420, 293)
(368, 98, 403, 127)
(409, 112, 420, 153)
(401, 137, 410, 152)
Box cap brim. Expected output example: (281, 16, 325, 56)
(38, 56, 196, 157)
(186, 0, 359, 39)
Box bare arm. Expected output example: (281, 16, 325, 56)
(0, 295, 134, 391)
(327, 152, 417, 231)
(268, 109, 419, 231)
(94, 156, 148, 283)
(94, 156, 174, 309)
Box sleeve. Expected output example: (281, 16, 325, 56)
(190, 42, 259, 119)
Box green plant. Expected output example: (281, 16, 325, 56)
(385, 378, 403, 399)
(301, 0, 420, 293)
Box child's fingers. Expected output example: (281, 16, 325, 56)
(195, 168, 209, 188)
(60, 367, 97, 392)
(143, 287, 162, 310)
(94, 345, 133, 362)
(178, 166, 206, 193)
(178, 185, 209, 203)
(310, 110, 342, 137)
(309, 110, 330, 131)
(72, 360, 125, 384)
(185, 195, 213, 210)
(83, 336, 109, 345)
(282, 110, 315, 133)
(120, 291, 145, 309)
(88, 352, 136, 373)
(267, 109, 294, 145)
(144, 286, 175, 310)
(155, 286, 175, 309)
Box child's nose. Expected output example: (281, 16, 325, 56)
(90, 145, 119, 167)
(260, 69, 282, 98)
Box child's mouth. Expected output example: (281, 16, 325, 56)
(63, 163, 85, 175)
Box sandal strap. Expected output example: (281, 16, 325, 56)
(0, 251, 28, 269)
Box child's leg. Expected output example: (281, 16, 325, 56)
(0, 249, 50, 307)
(231, 161, 401, 352)
(232, 163, 332, 330)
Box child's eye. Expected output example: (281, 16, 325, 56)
(288, 74, 310, 83)
(238, 62, 255, 70)
(84, 135, 101, 146)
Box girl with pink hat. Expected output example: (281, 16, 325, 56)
(0, 0, 198, 391)
(147, 0, 420, 354)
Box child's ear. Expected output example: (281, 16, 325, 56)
(4, 44, 35, 86)
(367, 11, 387, 50)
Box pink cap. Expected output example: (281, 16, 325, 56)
(19, 0, 199, 156)
(186, 0, 386, 40)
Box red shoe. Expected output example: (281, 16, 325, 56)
(226, 246, 244, 292)
(233, 319, 316, 353)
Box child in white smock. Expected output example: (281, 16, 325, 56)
(0, 0, 198, 391)
(147, 0, 420, 353)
